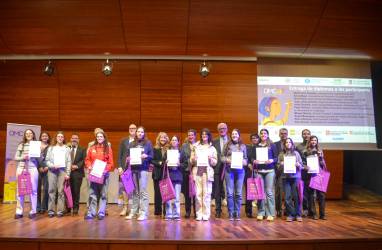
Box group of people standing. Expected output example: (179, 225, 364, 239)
(13, 124, 327, 222)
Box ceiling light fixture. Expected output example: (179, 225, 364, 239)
(102, 59, 113, 76)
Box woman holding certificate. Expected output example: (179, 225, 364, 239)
(163, 135, 186, 220)
(45, 131, 71, 218)
(84, 131, 113, 220)
(14, 129, 40, 219)
(221, 129, 248, 221)
(253, 128, 278, 222)
(152, 132, 169, 216)
(277, 138, 303, 222)
(191, 128, 217, 221)
(304, 135, 327, 220)
(125, 126, 153, 221)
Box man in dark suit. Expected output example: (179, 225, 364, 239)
(117, 124, 137, 217)
(274, 128, 288, 217)
(69, 133, 86, 215)
(212, 122, 229, 218)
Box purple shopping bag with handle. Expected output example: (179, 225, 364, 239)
(309, 170, 330, 193)
(121, 166, 135, 195)
(18, 169, 32, 196)
(189, 174, 196, 197)
(247, 175, 266, 200)
(63, 180, 73, 208)
(159, 165, 176, 203)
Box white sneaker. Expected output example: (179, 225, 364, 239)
(202, 216, 209, 221)
(196, 216, 203, 221)
(137, 214, 147, 221)
(125, 213, 136, 220)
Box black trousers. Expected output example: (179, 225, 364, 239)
(153, 179, 165, 215)
(213, 173, 225, 213)
(301, 170, 310, 211)
(181, 172, 196, 216)
(70, 175, 83, 211)
(308, 187, 326, 217)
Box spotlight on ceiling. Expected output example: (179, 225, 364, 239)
(43, 60, 54, 76)
(199, 61, 210, 78)
(102, 59, 113, 76)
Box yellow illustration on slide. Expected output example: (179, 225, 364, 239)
(259, 97, 292, 126)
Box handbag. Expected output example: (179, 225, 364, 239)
(17, 169, 32, 196)
(121, 164, 135, 195)
(159, 165, 176, 203)
(309, 169, 330, 193)
(63, 180, 73, 208)
(246, 170, 266, 200)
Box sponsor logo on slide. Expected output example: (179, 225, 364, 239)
(8, 130, 24, 136)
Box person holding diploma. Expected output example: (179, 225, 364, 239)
(163, 135, 186, 220)
(37, 131, 51, 214)
(125, 126, 153, 221)
(191, 128, 217, 221)
(277, 138, 303, 222)
(221, 129, 247, 220)
(253, 128, 278, 222)
(304, 135, 327, 220)
(151, 132, 169, 217)
(84, 131, 113, 220)
(14, 129, 40, 219)
(45, 131, 71, 218)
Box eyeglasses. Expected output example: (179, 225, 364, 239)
(129, 127, 137, 130)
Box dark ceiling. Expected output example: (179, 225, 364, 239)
(0, 0, 381, 59)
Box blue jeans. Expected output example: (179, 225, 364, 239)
(256, 170, 275, 217)
(283, 178, 301, 217)
(165, 183, 181, 219)
(225, 168, 245, 217)
(87, 175, 109, 217)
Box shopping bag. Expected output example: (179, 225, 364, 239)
(309, 170, 330, 193)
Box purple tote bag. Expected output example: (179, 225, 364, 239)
(63, 180, 73, 209)
(18, 169, 32, 196)
(247, 175, 266, 200)
(309, 170, 330, 193)
(121, 166, 135, 195)
(159, 165, 176, 203)
(189, 174, 196, 197)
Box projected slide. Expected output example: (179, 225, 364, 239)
(258, 76, 376, 145)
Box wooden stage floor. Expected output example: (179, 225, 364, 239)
(1, 198, 382, 250)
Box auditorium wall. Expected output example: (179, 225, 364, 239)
(0, 59, 343, 199)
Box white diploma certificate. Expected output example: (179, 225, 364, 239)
(283, 155, 296, 174)
(307, 155, 319, 173)
(90, 159, 107, 178)
(53, 147, 66, 168)
(167, 150, 179, 167)
(28, 141, 41, 158)
(231, 151, 243, 169)
(196, 148, 209, 167)
(130, 147, 142, 165)
(256, 147, 269, 163)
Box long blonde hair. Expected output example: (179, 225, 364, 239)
(154, 132, 169, 150)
